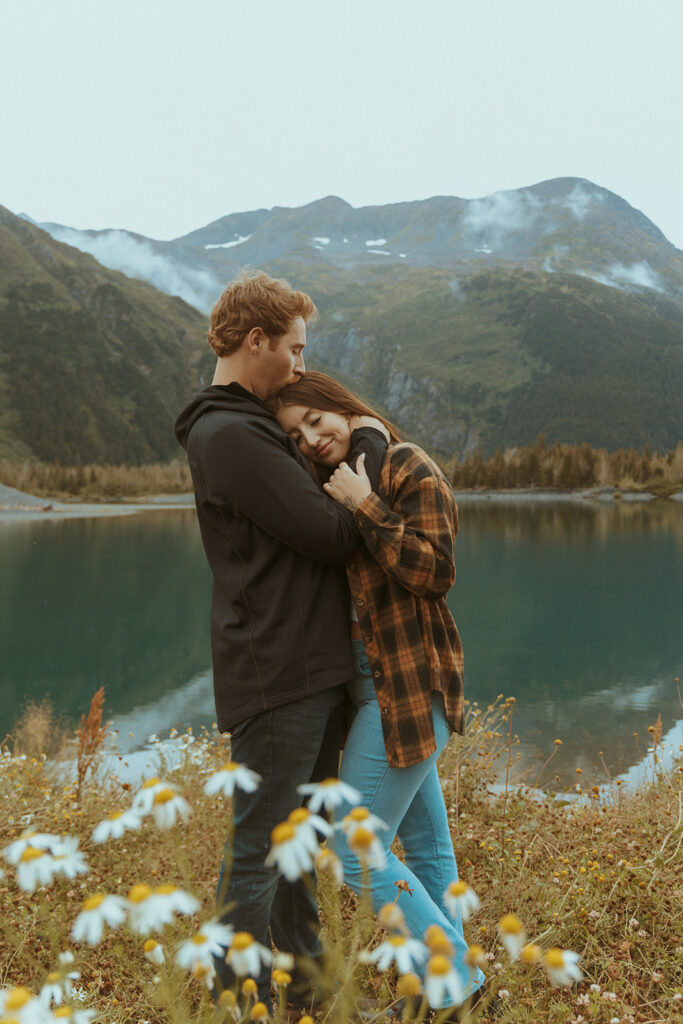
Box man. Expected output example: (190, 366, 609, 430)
(174, 270, 387, 1013)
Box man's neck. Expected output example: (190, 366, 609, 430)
(212, 356, 258, 396)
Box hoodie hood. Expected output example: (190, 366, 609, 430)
(174, 383, 273, 449)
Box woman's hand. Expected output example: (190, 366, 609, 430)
(323, 453, 373, 511)
(348, 414, 390, 442)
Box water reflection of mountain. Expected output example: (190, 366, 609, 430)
(450, 500, 683, 782)
(1, 501, 681, 785)
(0, 510, 211, 732)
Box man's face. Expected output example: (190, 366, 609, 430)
(255, 316, 306, 400)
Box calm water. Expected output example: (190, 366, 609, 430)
(1, 502, 681, 786)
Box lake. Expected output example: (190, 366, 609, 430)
(1, 500, 681, 788)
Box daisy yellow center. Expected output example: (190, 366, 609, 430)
(272, 969, 291, 985)
(397, 973, 422, 998)
(218, 992, 237, 1008)
(351, 826, 374, 849)
(500, 913, 523, 934)
(272, 823, 296, 844)
(251, 1002, 269, 1021)
(155, 884, 177, 895)
(545, 948, 565, 968)
(288, 808, 309, 824)
(321, 778, 338, 786)
(242, 979, 258, 995)
(428, 955, 452, 977)
(54, 1010, 72, 1019)
(143, 940, 158, 952)
(48, 972, 61, 982)
(389, 936, 406, 947)
(128, 884, 152, 903)
(233, 931, 254, 950)
(152, 788, 176, 805)
(348, 806, 370, 822)
(465, 944, 484, 966)
(5, 990, 33, 1011)
(192, 933, 207, 945)
(19, 846, 44, 863)
(142, 777, 161, 789)
(83, 893, 106, 911)
(222, 763, 239, 772)
(448, 881, 468, 896)
(521, 943, 542, 964)
(108, 812, 123, 821)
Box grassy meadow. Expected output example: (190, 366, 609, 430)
(1, 694, 681, 1024)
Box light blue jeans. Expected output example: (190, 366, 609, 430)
(334, 640, 485, 1003)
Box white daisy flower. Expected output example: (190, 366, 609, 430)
(50, 1008, 95, 1024)
(1, 830, 62, 865)
(131, 777, 169, 815)
(424, 954, 466, 1009)
(273, 952, 295, 971)
(71, 893, 127, 945)
(127, 884, 200, 935)
(92, 809, 143, 843)
(16, 847, 58, 892)
(2, 988, 56, 1024)
(264, 822, 315, 881)
(362, 935, 428, 974)
(149, 786, 192, 829)
(143, 939, 166, 965)
(51, 838, 89, 880)
(191, 961, 216, 991)
(296, 777, 361, 813)
(315, 847, 344, 885)
(226, 932, 273, 977)
(204, 762, 262, 797)
(347, 825, 386, 869)
(338, 805, 388, 838)
(287, 806, 332, 852)
(39, 952, 80, 1006)
(444, 880, 481, 922)
(543, 948, 584, 987)
(498, 914, 526, 960)
(176, 919, 235, 970)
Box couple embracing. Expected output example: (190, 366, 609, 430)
(174, 270, 486, 1019)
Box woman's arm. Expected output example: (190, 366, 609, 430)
(324, 446, 458, 599)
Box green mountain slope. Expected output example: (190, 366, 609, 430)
(0, 208, 212, 463)
(271, 262, 683, 456)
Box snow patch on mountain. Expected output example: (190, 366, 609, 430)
(204, 234, 252, 249)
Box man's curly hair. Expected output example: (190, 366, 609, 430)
(208, 269, 318, 357)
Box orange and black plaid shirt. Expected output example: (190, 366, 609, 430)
(348, 442, 465, 768)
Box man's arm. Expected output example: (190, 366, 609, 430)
(194, 416, 379, 565)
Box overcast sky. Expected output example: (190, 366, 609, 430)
(1, 0, 682, 246)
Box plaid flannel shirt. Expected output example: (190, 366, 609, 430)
(348, 442, 465, 768)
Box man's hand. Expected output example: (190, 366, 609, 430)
(348, 414, 390, 443)
(323, 453, 373, 511)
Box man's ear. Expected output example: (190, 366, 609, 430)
(246, 327, 265, 353)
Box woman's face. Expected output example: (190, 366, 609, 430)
(276, 404, 352, 466)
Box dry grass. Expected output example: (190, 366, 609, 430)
(0, 698, 681, 1024)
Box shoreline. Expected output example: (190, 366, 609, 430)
(1, 484, 682, 523)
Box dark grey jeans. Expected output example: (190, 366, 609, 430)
(214, 684, 346, 1006)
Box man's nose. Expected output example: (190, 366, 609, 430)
(294, 354, 305, 376)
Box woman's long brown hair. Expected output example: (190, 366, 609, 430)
(269, 371, 402, 443)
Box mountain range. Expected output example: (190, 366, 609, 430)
(4, 177, 683, 463)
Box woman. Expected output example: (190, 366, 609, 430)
(270, 372, 485, 1007)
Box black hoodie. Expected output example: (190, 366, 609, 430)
(174, 383, 387, 733)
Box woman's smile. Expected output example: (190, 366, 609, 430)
(276, 404, 352, 465)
